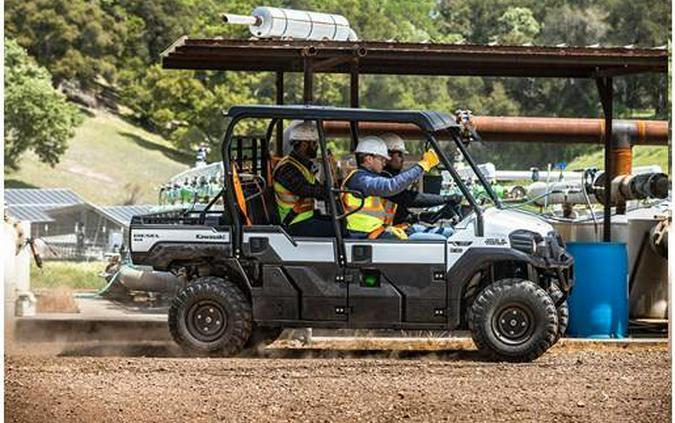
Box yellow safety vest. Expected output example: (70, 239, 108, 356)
(272, 155, 316, 225)
(341, 169, 398, 237)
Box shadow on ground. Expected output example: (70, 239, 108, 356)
(55, 342, 485, 361)
(4, 179, 39, 189)
(118, 131, 193, 165)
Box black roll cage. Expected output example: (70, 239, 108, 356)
(220, 105, 500, 260)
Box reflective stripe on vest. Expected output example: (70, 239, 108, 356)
(341, 169, 398, 234)
(272, 155, 316, 225)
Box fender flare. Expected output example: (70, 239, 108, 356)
(447, 247, 539, 329)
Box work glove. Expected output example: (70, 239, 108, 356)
(418, 149, 440, 172)
(443, 194, 463, 205)
(385, 226, 409, 240)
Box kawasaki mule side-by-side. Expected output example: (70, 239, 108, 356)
(129, 105, 573, 362)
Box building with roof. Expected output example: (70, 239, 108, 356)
(5, 189, 154, 258)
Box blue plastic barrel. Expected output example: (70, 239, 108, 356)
(566, 242, 628, 339)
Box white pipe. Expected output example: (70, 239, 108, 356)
(222, 13, 260, 26)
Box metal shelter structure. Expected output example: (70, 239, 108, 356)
(161, 37, 669, 241)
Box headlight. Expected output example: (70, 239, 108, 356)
(509, 230, 544, 255)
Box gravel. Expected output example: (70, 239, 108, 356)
(5, 340, 670, 422)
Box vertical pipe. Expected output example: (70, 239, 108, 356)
(611, 121, 633, 215)
(596, 77, 613, 242)
(275, 71, 284, 156)
(303, 58, 313, 104)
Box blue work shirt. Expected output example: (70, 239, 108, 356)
(345, 164, 423, 197)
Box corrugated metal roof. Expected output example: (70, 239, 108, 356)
(100, 205, 156, 227)
(5, 189, 85, 207)
(162, 38, 667, 78)
(5, 189, 86, 223)
(6, 205, 55, 223)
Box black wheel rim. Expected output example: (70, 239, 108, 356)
(186, 300, 227, 342)
(492, 303, 534, 346)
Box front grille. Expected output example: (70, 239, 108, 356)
(509, 230, 541, 254)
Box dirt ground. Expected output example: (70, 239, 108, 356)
(4, 339, 670, 423)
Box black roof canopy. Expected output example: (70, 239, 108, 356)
(162, 38, 667, 78)
(227, 104, 458, 132)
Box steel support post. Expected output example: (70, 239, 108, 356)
(595, 76, 613, 242)
(303, 58, 314, 104)
(349, 60, 360, 150)
(350, 60, 359, 108)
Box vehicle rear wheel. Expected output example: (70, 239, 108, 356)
(548, 283, 569, 342)
(468, 278, 558, 362)
(169, 277, 252, 356)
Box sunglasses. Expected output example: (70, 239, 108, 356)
(367, 154, 387, 162)
(388, 150, 404, 158)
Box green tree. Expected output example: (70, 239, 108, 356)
(5, 0, 129, 89)
(491, 6, 540, 45)
(4, 39, 82, 171)
(538, 4, 609, 46)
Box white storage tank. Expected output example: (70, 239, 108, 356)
(223, 7, 358, 41)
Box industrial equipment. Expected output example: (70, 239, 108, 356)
(222, 7, 358, 41)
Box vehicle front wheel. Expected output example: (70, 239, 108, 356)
(548, 283, 569, 342)
(168, 277, 252, 356)
(468, 278, 558, 362)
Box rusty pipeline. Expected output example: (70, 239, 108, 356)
(322, 117, 668, 146)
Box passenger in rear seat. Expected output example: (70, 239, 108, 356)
(272, 120, 336, 237)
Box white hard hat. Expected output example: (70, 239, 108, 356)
(355, 136, 390, 160)
(284, 120, 318, 144)
(282, 120, 319, 155)
(380, 132, 408, 154)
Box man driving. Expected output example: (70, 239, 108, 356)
(381, 132, 458, 238)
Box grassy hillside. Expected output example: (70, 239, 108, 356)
(5, 109, 192, 206)
(568, 145, 670, 173)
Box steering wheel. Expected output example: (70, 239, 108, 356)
(421, 201, 462, 225)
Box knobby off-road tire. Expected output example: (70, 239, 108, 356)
(468, 278, 558, 362)
(548, 283, 569, 343)
(169, 277, 252, 356)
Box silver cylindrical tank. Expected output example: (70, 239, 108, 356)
(627, 215, 669, 319)
(527, 181, 594, 207)
(224, 7, 358, 41)
(552, 214, 628, 243)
